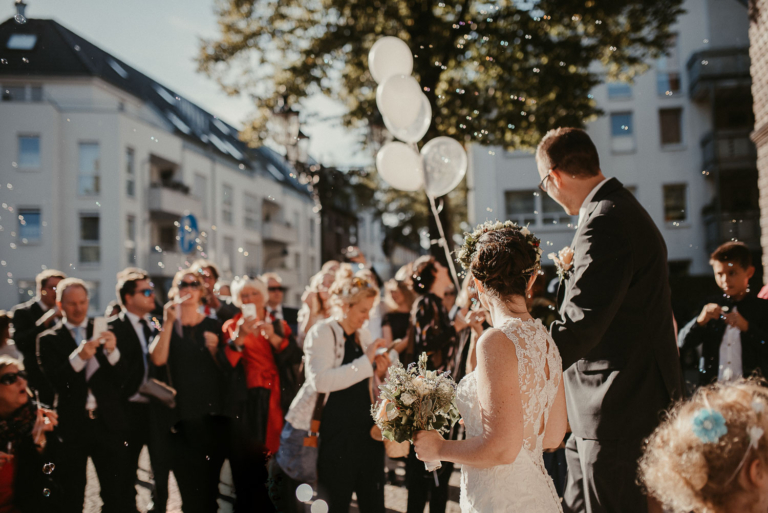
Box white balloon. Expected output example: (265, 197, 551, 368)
(368, 37, 414, 84)
(376, 142, 424, 192)
(421, 137, 468, 197)
(376, 74, 423, 130)
(383, 93, 431, 144)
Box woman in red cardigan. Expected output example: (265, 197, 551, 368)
(224, 276, 292, 512)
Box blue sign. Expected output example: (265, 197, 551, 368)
(178, 214, 199, 255)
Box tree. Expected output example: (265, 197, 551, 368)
(198, 0, 683, 256)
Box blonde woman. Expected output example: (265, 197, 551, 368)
(149, 269, 229, 513)
(275, 268, 394, 513)
(297, 270, 335, 344)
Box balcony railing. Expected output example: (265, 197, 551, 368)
(148, 183, 202, 219)
(703, 210, 761, 253)
(687, 47, 751, 101)
(701, 130, 757, 172)
(262, 221, 298, 245)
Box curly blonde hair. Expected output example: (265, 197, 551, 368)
(639, 378, 768, 513)
(328, 264, 379, 314)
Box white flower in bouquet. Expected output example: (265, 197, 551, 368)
(401, 392, 416, 406)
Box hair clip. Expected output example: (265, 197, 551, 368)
(692, 408, 727, 443)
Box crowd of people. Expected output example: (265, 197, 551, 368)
(0, 229, 767, 513)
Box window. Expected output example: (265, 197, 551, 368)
(223, 236, 235, 272)
(18, 208, 41, 243)
(610, 112, 635, 153)
(79, 214, 100, 263)
(159, 226, 176, 252)
(659, 108, 683, 146)
(82, 280, 100, 313)
(504, 190, 537, 226)
(309, 218, 316, 247)
(194, 174, 208, 219)
(18, 135, 40, 168)
(30, 86, 41, 102)
(663, 184, 687, 222)
(310, 255, 317, 272)
(78, 143, 100, 195)
(222, 184, 233, 225)
(126, 215, 136, 264)
(657, 34, 681, 96)
(294, 253, 301, 271)
(125, 148, 135, 197)
(6, 34, 37, 50)
(16, 279, 35, 304)
(245, 242, 260, 277)
(541, 195, 572, 226)
(1, 86, 25, 101)
(607, 82, 632, 100)
(244, 194, 259, 230)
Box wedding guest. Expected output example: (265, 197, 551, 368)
(443, 285, 457, 316)
(407, 255, 458, 513)
(36, 278, 129, 513)
(109, 270, 168, 513)
(381, 279, 415, 356)
(356, 267, 384, 340)
(321, 260, 340, 274)
(223, 276, 292, 512)
(10, 269, 66, 405)
(190, 259, 240, 323)
(640, 379, 768, 513)
(149, 270, 230, 513)
(0, 356, 60, 513)
(0, 312, 22, 360)
(679, 242, 768, 386)
(451, 275, 486, 381)
(279, 268, 390, 513)
(262, 272, 299, 336)
(297, 270, 335, 344)
(214, 281, 231, 299)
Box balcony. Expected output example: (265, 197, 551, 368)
(262, 221, 298, 245)
(703, 210, 762, 253)
(687, 47, 751, 101)
(148, 183, 202, 220)
(701, 130, 757, 172)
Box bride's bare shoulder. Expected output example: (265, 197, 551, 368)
(476, 328, 519, 360)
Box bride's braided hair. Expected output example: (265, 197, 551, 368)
(457, 221, 542, 298)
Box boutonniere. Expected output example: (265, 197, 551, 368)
(548, 246, 574, 281)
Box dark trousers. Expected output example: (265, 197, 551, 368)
(317, 436, 385, 513)
(562, 435, 647, 513)
(124, 401, 170, 513)
(168, 416, 229, 513)
(405, 449, 453, 513)
(267, 459, 302, 513)
(229, 425, 275, 513)
(58, 412, 132, 513)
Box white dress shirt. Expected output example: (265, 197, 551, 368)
(67, 318, 121, 410)
(125, 311, 151, 403)
(577, 178, 611, 228)
(718, 306, 743, 382)
(267, 305, 284, 321)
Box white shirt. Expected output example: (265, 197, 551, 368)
(66, 318, 121, 410)
(718, 306, 743, 382)
(577, 178, 611, 228)
(267, 305, 284, 321)
(125, 311, 152, 403)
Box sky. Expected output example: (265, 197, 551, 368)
(1, 0, 372, 167)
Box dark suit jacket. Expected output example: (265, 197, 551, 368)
(10, 299, 56, 403)
(551, 178, 684, 440)
(679, 294, 768, 385)
(108, 311, 155, 400)
(36, 320, 126, 436)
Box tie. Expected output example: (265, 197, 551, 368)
(138, 319, 152, 369)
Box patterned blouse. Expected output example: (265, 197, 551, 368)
(411, 293, 457, 373)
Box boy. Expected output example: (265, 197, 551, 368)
(679, 241, 768, 385)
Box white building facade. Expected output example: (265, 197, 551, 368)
(0, 18, 320, 313)
(468, 0, 756, 278)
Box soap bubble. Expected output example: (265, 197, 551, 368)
(43, 463, 55, 474)
(311, 500, 328, 513)
(295, 484, 313, 502)
(14, 14, 26, 24)
(42, 488, 50, 497)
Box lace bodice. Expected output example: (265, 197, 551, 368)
(455, 317, 563, 512)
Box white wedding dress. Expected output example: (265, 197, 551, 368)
(456, 317, 563, 512)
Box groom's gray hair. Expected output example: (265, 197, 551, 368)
(536, 127, 600, 177)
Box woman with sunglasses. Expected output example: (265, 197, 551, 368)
(0, 356, 59, 512)
(149, 270, 230, 513)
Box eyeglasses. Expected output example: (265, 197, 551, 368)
(179, 281, 201, 290)
(268, 286, 287, 293)
(135, 288, 155, 298)
(0, 371, 27, 386)
(538, 170, 552, 192)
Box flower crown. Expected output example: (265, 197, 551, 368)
(456, 220, 543, 274)
(341, 276, 374, 297)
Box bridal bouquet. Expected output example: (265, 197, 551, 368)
(371, 353, 461, 471)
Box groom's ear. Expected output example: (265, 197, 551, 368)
(550, 168, 564, 188)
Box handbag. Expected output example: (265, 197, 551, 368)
(139, 328, 177, 408)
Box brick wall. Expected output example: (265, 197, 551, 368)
(750, 0, 768, 281)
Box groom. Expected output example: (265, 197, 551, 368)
(536, 128, 683, 513)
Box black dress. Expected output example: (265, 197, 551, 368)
(382, 311, 410, 341)
(165, 316, 231, 513)
(317, 331, 384, 513)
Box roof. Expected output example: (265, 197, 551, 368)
(0, 16, 312, 197)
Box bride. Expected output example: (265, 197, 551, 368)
(413, 221, 567, 512)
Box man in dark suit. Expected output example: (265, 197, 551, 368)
(110, 269, 169, 513)
(536, 128, 683, 513)
(10, 269, 66, 404)
(679, 241, 768, 385)
(36, 278, 131, 513)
